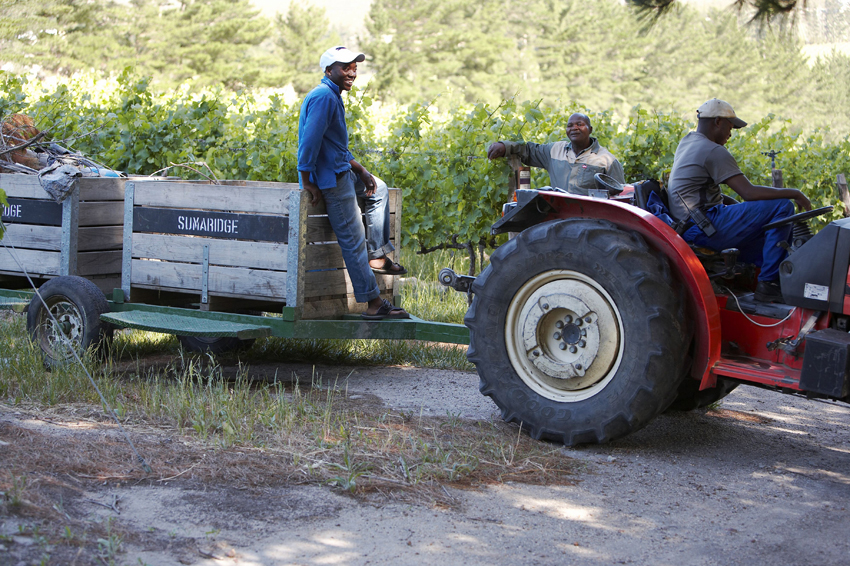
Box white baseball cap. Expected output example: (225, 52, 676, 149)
(697, 98, 747, 128)
(319, 46, 366, 71)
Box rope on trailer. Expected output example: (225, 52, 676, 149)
(721, 285, 797, 328)
(0, 231, 153, 474)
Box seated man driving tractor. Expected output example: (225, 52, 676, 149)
(667, 98, 811, 303)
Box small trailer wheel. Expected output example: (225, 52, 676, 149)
(177, 335, 255, 354)
(26, 276, 112, 367)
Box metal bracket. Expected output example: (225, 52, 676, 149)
(767, 311, 821, 355)
(201, 244, 210, 305)
(439, 268, 476, 301)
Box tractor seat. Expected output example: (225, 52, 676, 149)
(632, 179, 741, 278)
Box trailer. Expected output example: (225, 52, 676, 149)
(0, 176, 468, 364)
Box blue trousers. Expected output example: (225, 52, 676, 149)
(319, 170, 393, 303)
(682, 199, 794, 281)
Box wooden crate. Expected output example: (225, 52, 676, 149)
(122, 179, 400, 319)
(0, 173, 125, 293)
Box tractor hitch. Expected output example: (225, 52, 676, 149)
(439, 268, 476, 295)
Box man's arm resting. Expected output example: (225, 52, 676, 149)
(724, 174, 812, 211)
(350, 160, 376, 196)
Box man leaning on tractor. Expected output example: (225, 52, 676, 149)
(667, 98, 812, 303)
(486, 112, 625, 195)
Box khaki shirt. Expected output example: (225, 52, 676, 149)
(502, 138, 626, 196)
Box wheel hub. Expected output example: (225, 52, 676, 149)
(521, 293, 602, 379)
(505, 270, 624, 401)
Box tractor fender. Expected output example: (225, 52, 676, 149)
(533, 192, 722, 388)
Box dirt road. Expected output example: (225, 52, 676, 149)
(4, 362, 850, 565)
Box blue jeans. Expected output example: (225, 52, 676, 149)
(319, 170, 388, 303)
(683, 199, 794, 281)
(358, 175, 396, 260)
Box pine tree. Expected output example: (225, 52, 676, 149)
(274, 1, 340, 96)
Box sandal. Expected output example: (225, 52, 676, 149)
(371, 257, 408, 275)
(361, 299, 410, 320)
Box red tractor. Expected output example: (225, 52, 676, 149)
(441, 178, 844, 445)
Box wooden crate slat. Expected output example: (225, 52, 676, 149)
(78, 226, 123, 251)
(131, 259, 288, 300)
(0, 224, 62, 251)
(301, 290, 394, 319)
(132, 233, 289, 271)
(303, 269, 394, 298)
(78, 251, 122, 276)
(79, 202, 124, 226)
(132, 181, 296, 214)
(0, 248, 60, 276)
(304, 242, 344, 270)
(306, 214, 397, 244)
(78, 177, 125, 201)
(0, 173, 45, 199)
(303, 187, 400, 217)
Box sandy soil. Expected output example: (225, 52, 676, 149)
(3, 362, 850, 566)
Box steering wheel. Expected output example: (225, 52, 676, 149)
(762, 205, 833, 230)
(594, 173, 624, 196)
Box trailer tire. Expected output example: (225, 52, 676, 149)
(26, 276, 112, 367)
(466, 219, 688, 445)
(177, 335, 255, 355)
(667, 377, 739, 411)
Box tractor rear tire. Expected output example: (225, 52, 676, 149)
(177, 335, 255, 355)
(26, 276, 112, 367)
(466, 219, 689, 445)
(667, 377, 739, 411)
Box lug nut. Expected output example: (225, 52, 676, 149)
(555, 321, 564, 329)
(569, 345, 577, 354)
(564, 315, 572, 324)
(581, 329, 587, 336)
(554, 332, 561, 340)
(579, 340, 586, 348)
(576, 319, 583, 327)
(559, 343, 567, 350)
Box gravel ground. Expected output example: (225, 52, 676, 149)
(4, 362, 850, 565)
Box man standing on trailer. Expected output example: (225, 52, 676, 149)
(298, 46, 409, 319)
(486, 112, 625, 195)
(667, 98, 812, 303)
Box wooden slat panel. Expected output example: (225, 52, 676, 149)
(78, 226, 123, 251)
(77, 177, 126, 201)
(131, 259, 288, 300)
(0, 248, 60, 276)
(78, 251, 122, 276)
(0, 173, 45, 199)
(0, 224, 62, 251)
(132, 233, 288, 271)
(303, 269, 394, 298)
(304, 242, 344, 270)
(304, 187, 400, 216)
(306, 214, 397, 243)
(302, 290, 394, 319)
(132, 181, 296, 214)
(79, 202, 124, 226)
(177, 179, 298, 189)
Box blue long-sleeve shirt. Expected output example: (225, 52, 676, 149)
(297, 77, 355, 189)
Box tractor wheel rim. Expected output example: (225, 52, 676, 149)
(505, 270, 624, 402)
(40, 297, 84, 358)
